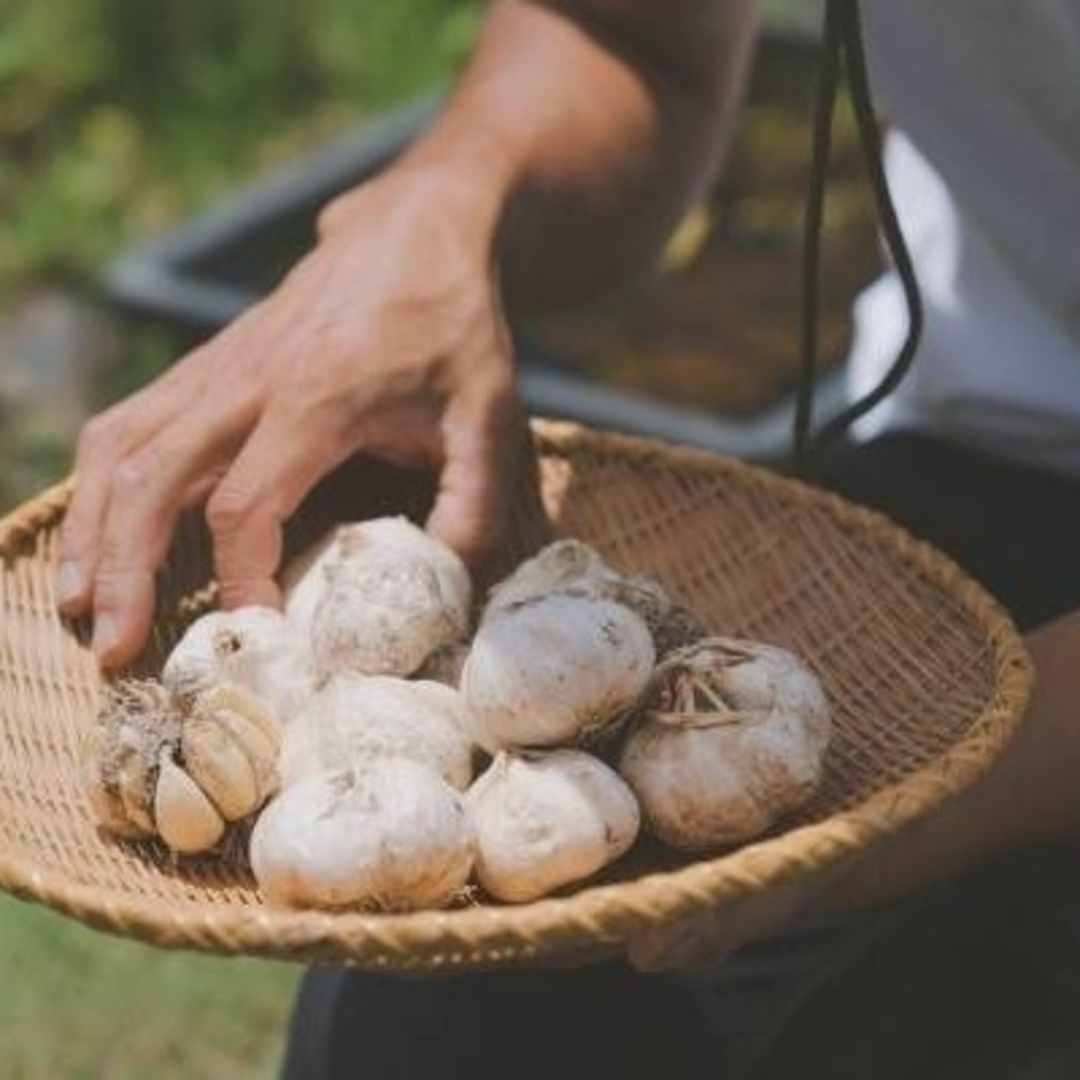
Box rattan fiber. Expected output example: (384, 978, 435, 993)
(0, 418, 1032, 971)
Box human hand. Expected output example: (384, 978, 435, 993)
(626, 873, 825, 973)
(56, 164, 543, 668)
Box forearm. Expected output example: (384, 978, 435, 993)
(824, 608, 1080, 910)
(394, 0, 760, 311)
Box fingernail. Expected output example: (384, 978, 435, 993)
(92, 614, 121, 661)
(55, 561, 84, 606)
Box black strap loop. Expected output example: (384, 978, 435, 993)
(791, 0, 924, 471)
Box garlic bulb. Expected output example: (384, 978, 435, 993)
(81, 677, 281, 854)
(466, 748, 640, 903)
(278, 673, 477, 791)
(249, 761, 475, 911)
(483, 538, 706, 657)
(290, 516, 472, 681)
(81, 679, 182, 839)
(178, 684, 282, 820)
(161, 605, 315, 721)
(460, 590, 655, 751)
(617, 636, 831, 852)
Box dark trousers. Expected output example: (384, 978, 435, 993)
(281, 432, 1080, 1080)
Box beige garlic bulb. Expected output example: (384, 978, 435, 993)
(81, 679, 182, 839)
(81, 678, 282, 854)
(466, 748, 640, 903)
(249, 761, 475, 911)
(617, 636, 831, 852)
(459, 560, 656, 750)
(286, 516, 472, 681)
(278, 673, 477, 791)
(161, 605, 315, 721)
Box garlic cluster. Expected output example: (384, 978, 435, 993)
(82, 521, 832, 915)
(81, 679, 281, 853)
(617, 637, 831, 852)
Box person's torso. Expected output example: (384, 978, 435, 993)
(847, 0, 1080, 473)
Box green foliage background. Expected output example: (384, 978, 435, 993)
(0, 0, 482, 301)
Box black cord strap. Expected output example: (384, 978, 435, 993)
(792, 0, 924, 471)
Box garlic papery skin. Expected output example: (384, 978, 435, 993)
(617, 637, 831, 853)
(81, 679, 182, 839)
(466, 748, 640, 903)
(161, 605, 315, 721)
(249, 761, 475, 912)
(302, 516, 472, 681)
(278, 673, 477, 791)
(82, 676, 284, 854)
(459, 592, 655, 751)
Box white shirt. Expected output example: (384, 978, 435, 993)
(848, 1, 1080, 475)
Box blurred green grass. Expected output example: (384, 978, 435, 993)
(0, 895, 300, 1079)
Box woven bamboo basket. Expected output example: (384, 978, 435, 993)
(0, 418, 1032, 971)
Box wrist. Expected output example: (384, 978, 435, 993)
(395, 112, 523, 252)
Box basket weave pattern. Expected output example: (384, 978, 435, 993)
(0, 420, 1032, 970)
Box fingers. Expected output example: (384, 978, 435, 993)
(73, 412, 250, 667)
(56, 341, 231, 617)
(205, 408, 353, 612)
(425, 373, 537, 577)
(626, 910, 731, 974)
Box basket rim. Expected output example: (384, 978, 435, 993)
(0, 418, 1034, 969)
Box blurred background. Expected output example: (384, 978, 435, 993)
(0, 2, 863, 1077)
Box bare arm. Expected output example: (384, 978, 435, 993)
(323, 0, 761, 308)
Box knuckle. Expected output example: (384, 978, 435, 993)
(75, 412, 120, 460)
(109, 452, 154, 499)
(205, 485, 257, 540)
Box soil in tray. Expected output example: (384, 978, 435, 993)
(519, 36, 885, 418)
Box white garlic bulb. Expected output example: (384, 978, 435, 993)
(617, 636, 831, 852)
(81, 678, 282, 854)
(249, 761, 475, 912)
(466, 748, 640, 903)
(483, 538, 706, 657)
(278, 673, 477, 791)
(287, 516, 472, 681)
(459, 590, 655, 751)
(161, 605, 315, 721)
